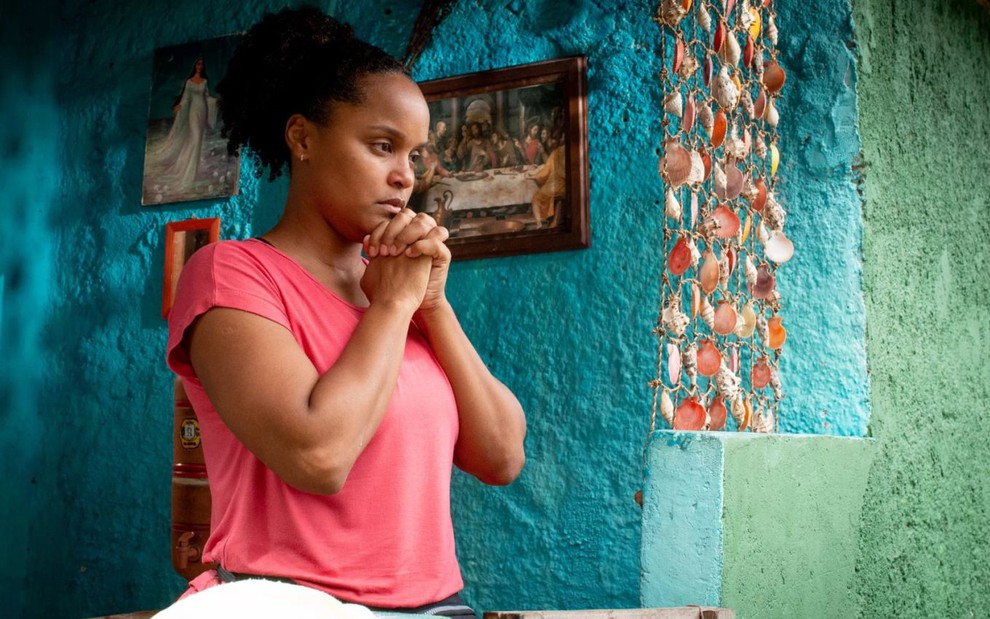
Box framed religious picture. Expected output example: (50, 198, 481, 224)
(142, 34, 243, 206)
(162, 217, 220, 318)
(414, 56, 590, 261)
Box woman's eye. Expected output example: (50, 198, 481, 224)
(409, 151, 422, 164)
(374, 142, 393, 153)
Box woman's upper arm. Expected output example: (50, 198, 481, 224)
(186, 306, 333, 492)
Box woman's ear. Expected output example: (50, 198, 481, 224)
(285, 114, 311, 163)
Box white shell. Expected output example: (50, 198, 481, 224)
(765, 230, 794, 263)
(657, 0, 688, 27)
(740, 89, 754, 120)
(698, 2, 712, 31)
(753, 408, 774, 433)
(662, 295, 690, 337)
(664, 91, 683, 117)
(756, 222, 770, 246)
(698, 101, 714, 135)
(715, 360, 742, 402)
(712, 67, 740, 110)
(770, 366, 783, 400)
(666, 342, 681, 385)
(723, 124, 747, 160)
(660, 389, 675, 425)
(683, 343, 698, 384)
(679, 55, 700, 79)
(721, 32, 741, 67)
(766, 99, 780, 128)
(754, 137, 767, 158)
(718, 252, 731, 288)
(700, 296, 716, 329)
(713, 164, 727, 197)
(665, 188, 682, 221)
(735, 300, 757, 338)
(687, 237, 702, 267)
(767, 15, 779, 46)
(756, 314, 769, 346)
(764, 194, 787, 231)
(744, 255, 758, 286)
(687, 150, 706, 186)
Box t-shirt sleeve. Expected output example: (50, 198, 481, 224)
(166, 241, 290, 379)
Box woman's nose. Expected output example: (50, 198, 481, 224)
(390, 160, 415, 190)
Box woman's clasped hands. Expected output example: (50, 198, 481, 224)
(361, 208, 451, 315)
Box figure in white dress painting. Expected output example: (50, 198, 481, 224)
(142, 36, 242, 205)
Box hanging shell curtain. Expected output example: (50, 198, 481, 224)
(649, 0, 791, 435)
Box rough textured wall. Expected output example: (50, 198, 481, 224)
(853, 0, 990, 616)
(0, 2, 59, 618)
(8, 0, 870, 616)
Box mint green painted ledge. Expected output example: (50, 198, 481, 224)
(641, 431, 876, 618)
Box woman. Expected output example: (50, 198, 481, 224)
(165, 6, 526, 617)
(147, 57, 216, 186)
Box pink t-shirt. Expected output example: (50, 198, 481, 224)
(166, 239, 463, 607)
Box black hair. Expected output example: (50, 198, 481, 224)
(217, 6, 408, 181)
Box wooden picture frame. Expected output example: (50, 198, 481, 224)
(162, 217, 220, 318)
(415, 56, 590, 260)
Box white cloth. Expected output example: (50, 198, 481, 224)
(152, 579, 376, 619)
(146, 78, 216, 187)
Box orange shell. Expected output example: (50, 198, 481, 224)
(673, 397, 707, 431)
(751, 177, 768, 211)
(668, 236, 692, 276)
(709, 397, 727, 431)
(768, 316, 787, 349)
(700, 250, 720, 294)
(691, 283, 701, 317)
(697, 339, 721, 377)
(673, 38, 685, 74)
(744, 36, 755, 67)
(713, 204, 741, 238)
(713, 20, 726, 54)
(763, 61, 786, 93)
(738, 398, 753, 432)
(751, 357, 771, 389)
(713, 301, 737, 335)
(711, 110, 727, 148)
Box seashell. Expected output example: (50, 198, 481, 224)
(687, 237, 701, 267)
(656, 0, 689, 28)
(752, 177, 768, 211)
(699, 148, 713, 183)
(668, 236, 691, 275)
(723, 164, 745, 200)
(723, 125, 747, 160)
(660, 389, 675, 426)
(729, 347, 739, 374)
(754, 137, 767, 159)
(730, 395, 744, 426)
(665, 188, 683, 222)
(753, 49, 765, 78)
(713, 20, 726, 53)
(767, 14, 778, 45)
(756, 314, 769, 345)
(700, 296, 716, 329)
(683, 342, 698, 385)
(712, 67, 740, 110)
(703, 55, 714, 87)
(770, 142, 780, 175)
(768, 316, 786, 349)
(765, 230, 794, 263)
(698, 102, 714, 136)
(708, 397, 728, 431)
(756, 222, 770, 245)
(745, 6, 762, 39)
(753, 408, 774, 433)
(725, 0, 737, 15)
(683, 96, 697, 133)
(735, 300, 757, 337)
(697, 339, 721, 377)
(700, 249, 720, 294)
(667, 342, 682, 385)
(660, 139, 692, 187)
(664, 91, 683, 117)
(698, 2, 712, 32)
(711, 109, 727, 147)
(751, 356, 771, 388)
(687, 150, 706, 186)
(753, 89, 767, 119)
(744, 36, 755, 67)
(713, 203, 740, 238)
(751, 263, 776, 299)
(691, 282, 701, 317)
(690, 192, 700, 229)
(725, 246, 736, 275)
(673, 38, 686, 74)
(721, 32, 741, 67)
(715, 359, 742, 401)
(763, 193, 786, 230)
(763, 61, 786, 94)
(662, 294, 691, 337)
(718, 252, 730, 288)
(713, 300, 737, 335)
(740, 89, 754, 120)
(770, 365, 783, 400)
(673, 396, 708, 431)
(679, 54, 700, 79)
(744, 255, 758, 286)
(740, 212, 752, 243)
(766, 98, 780, 128)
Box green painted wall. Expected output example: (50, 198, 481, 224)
(720, 435, 875, 619)
(853, 0, 990, 616)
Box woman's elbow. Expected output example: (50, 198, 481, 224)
(276, 448, 353, 496)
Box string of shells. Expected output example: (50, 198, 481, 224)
(649, 0, 790, 435)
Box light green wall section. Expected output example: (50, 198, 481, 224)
(720, 435, 875, 619)
(640, 432, 725, 608)
(852, 0, 990, 616)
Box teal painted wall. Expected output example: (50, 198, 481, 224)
(2, 0, 875, 617)
(853, 0, 990, 616)
(0, 2, 59, 619)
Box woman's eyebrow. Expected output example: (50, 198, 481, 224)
(368, 125, 427, 150)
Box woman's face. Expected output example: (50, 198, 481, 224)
(299, 72, 430, 242)
(194, 59, 204, 74)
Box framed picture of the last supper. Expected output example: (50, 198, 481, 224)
(414, 56, 589, 261)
